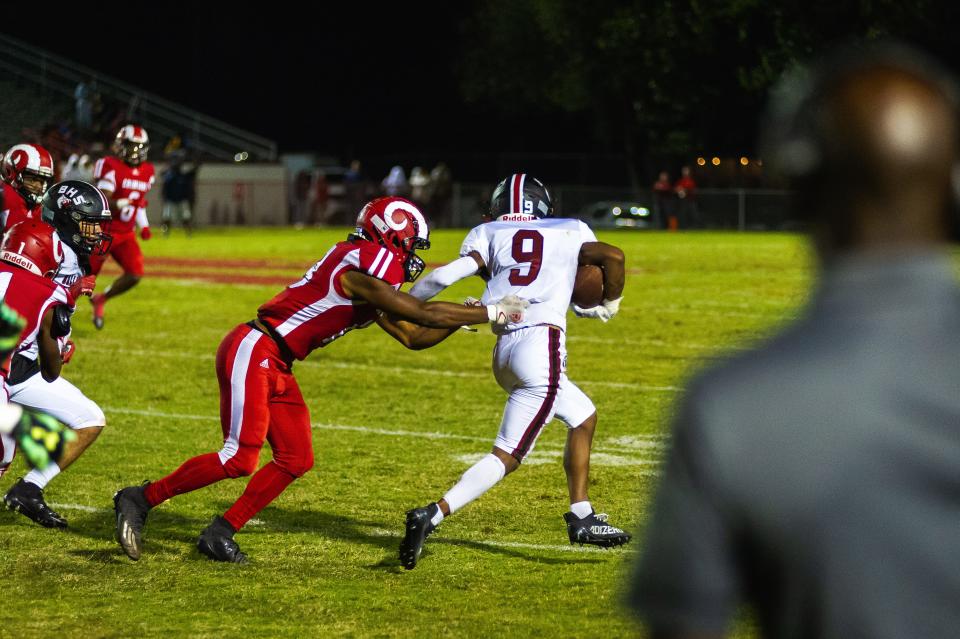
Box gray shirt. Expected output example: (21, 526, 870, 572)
(628, 252, 960, 639)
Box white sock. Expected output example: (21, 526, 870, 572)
(570, 500, 593, 519)
(429, 503, 444, 526)
(24, 462, 61, 490)
(442, 453, 506, 515)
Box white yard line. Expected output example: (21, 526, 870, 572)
(103, 407, 666, 457)
(83, 345, 680, 392)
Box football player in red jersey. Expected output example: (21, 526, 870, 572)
(0, 220, 77, 482)
(113, 197, 528, 563)
(88, 125, 155, 329)
(0, 143, 55, 232)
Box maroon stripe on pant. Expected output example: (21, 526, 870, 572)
(511, 326, 561, 461)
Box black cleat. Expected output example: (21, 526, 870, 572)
(113, 483, 151, 561)
(4, 478, 67, 528)
(564, 511, 632, 548)
(399, 503, 440, 570)
(197, 516, 247, 564)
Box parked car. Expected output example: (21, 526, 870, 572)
(579, 201, 653, 229)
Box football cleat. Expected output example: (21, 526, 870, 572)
(197, 516, 248, 564)
(399, 503, 439, 570)
(90, 293, 106, 329)
(563, 511, 632, 548)
(4, 478, 67, 528)
(113, 483, 151, 561)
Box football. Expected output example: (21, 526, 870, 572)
(572, 265, 604, 308)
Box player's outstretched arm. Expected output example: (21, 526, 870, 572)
(341, 270, 518, 328)
(375, 314, 458, 350)
(408, 253, 484, 301)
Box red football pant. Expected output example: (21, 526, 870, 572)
(88, 231, 145, 277)
(144, 324, 314, 530)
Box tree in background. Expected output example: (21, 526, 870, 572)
(458, 0, 952, 186)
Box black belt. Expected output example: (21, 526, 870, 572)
(246, 319, 295, 365)
(8, 354, 40, 386)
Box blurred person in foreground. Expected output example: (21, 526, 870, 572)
(628, 42, 960, 639)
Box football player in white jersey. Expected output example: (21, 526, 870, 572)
(399, 173, 631, 569)
(2, 181, 111, 528)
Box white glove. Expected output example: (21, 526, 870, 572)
(115, 198, 131, 209)
(487, 295, 528, 326)
(572, 296, 622, 323)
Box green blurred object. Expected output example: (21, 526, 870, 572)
(13, 408, 75, 470)
(0, 301, 25, 354)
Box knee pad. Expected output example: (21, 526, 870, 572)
(222, 447, 259, 478)
(274, 450, 313, 478)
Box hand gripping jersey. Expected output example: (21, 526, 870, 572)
(257, 239, 405, 360)
(461, 216, 597, 332)
(0, 262, 71, 379)
(93, 156, 155, 233)
(1, 182, 41, 232)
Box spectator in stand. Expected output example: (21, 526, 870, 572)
(61, 154, 94, 183)
(309, 170, 330, 226)
(430, 162, 453, 225)
(161, 150, 199, 237)
(74, 81, 93, 136)
(345, 160, 367, 220)
(674, 166, 699, 228)
(289, 170, 312, 229)
(652, 170, 673, 229)
(382, 165, 408, 197)
(409, 166, 431, 208)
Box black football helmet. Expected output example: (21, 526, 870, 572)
(489, 173, 554, 219)
(40, 181, 112, 256)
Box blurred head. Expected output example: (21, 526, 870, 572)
(114, 125, 150, 166)
(1, 144, 55, 208)
(762, 42, 960, 258)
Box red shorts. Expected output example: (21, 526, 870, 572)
(214, 323, 313, 476)
(89, 231, 144, 277)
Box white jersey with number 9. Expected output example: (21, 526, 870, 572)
(460, 216, 597, 332)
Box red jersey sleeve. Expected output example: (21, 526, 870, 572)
(94, 157, 118, 194)
(356, 242, 405, 288)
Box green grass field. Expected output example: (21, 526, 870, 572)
(2, 228, 818, 638)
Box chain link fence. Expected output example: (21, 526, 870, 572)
(446, 184, 795, 230)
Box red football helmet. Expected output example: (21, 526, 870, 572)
(1, 144, 55, 208)
(113, 125, 150, 165)
(0, 220, 62, 278)
(352, 197, 430, 281)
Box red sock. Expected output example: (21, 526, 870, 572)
(222, 462, 297, 531)
(144, 452, 228, 507)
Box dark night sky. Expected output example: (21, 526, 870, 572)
(2, 5, 593, 162)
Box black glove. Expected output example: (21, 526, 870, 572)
(0, 405, 75, 470)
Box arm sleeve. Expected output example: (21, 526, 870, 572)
(458, 225, 488, 260)
(408, 255, 480, 301)
(135, 207, 150, 229)
(94, 159, 116, 193)
(578, 220, 598, 243)
(626, 387, 740, 637)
